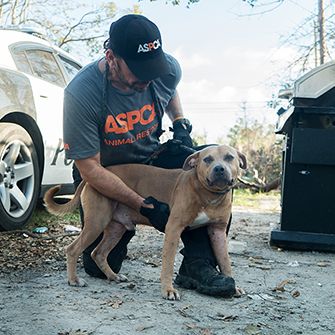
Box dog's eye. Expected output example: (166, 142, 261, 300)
(203, 156, 214, 164)
(224, 154, 235, 161)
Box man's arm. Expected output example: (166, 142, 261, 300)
(75, 153, 147, 211)
(75, 153, 171, 230)
(164, 91, 184, 122)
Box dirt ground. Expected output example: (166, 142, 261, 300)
(0, 195, 334, 335)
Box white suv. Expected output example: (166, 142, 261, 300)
(0, 27, 82, 230)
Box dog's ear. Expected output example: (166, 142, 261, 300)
(238, 151, 247, 169)
(183, 152, 200, 171)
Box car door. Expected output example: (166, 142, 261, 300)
(11, 44, 75, 186)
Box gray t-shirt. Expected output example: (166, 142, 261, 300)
(63, 54, 181, 166)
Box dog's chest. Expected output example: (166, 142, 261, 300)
(187, 211, 210, 230)
(187, 198, 230, 230)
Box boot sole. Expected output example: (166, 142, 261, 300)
(175, 274, 236, 298)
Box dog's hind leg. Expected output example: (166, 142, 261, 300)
(91, 221, 129, 283)
(66, 189, 113, 287)
(66, 220, 111, 286)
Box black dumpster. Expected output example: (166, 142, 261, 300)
(270, 61, 335, 252)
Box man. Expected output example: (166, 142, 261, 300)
(63, 14, 235, 297)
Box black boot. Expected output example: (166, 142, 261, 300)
(175, 257, 236, 297)
(174, 226, 236, 298)
(83, 230, 135, 279)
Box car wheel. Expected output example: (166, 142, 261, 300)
(0, 123, 41, 230)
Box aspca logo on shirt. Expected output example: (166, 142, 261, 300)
(137, 39, 161, 53)
(104, 103, 156, 134)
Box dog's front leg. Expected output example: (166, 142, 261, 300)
(207, 224, 232, 277)
(208, 223, 244, 296)
(160, 221, 184, 301)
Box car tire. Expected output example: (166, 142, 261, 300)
(0, 123, 41, 230)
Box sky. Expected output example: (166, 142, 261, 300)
(94, 0, 318, 141)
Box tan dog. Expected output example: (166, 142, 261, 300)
(44, 145, 247, 300)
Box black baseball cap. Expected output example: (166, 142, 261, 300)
(107, 14, 170, 81)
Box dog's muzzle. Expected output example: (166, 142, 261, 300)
(206, 164, 234, 188)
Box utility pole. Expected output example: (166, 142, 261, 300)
(318, 0, 326, 64)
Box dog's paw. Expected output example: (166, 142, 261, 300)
(115, 274, 128, 283)
(234, 286, 245, 297)
(68, 277, 87, 287)
(161, 286, 180, 301)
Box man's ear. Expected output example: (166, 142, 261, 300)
(105, 49, 117, 67)
(183, 152, 200, 171)
(238, 151, 247, 169)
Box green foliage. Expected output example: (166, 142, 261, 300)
(27, 206, 80, 231)
(233, 188, 280, 210)
(192, 131, 208, 146)
(227, 117, 283, 185)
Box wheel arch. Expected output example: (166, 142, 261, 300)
(0, 112, 44, 185)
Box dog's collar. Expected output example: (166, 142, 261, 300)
(211, 186, 234, 195)
(205, 184, 235, 206)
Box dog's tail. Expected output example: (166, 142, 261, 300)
(43, 181, 86, 216)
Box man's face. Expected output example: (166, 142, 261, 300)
(112, 56, 151, 92)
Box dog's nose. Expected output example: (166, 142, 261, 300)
(213, 165, 225, 176)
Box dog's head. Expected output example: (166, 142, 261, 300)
(183, 145, 247, 193)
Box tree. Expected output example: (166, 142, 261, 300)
(226, 117, 282, 190)
(0, 1, 140, 58)
(260, 1, 332, 82)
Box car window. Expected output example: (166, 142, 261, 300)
(58, 55, 81, 81)
(25, 49, 66, 87)
(11, 49, 33, 74)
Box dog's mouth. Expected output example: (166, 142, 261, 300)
(206, 177, 235, 189)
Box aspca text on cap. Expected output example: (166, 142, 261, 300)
(137, 39, 161, 53)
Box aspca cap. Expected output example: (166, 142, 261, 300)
(107, 14, 170, 81)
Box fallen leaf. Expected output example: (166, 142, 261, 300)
(136, 325, 154, 331)
(291, 290, 300, 298)
(248, 257, 264, 264)
(273, 278, 295, 292)
(58, 330, 92, 335)
(317, 262, 330, 267)
(184, 323, 197, 329)
(101, 297, 123, 309)
(248, 263, 272, 270)
(127, 283, 136, 289)
(222, 314, 238, 322)
(111, 299, 123, 308)
(178, 305, 192, 317)
(245, 324, 262, 335)
(209, 313, 238, 322)
(287, 261, 300, 267)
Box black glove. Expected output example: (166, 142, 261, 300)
(171, 118, 193, 148)
(140, 196, 170, 233)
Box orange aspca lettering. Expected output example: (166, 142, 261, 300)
(104, 103, 156, 134)
(137, 39, 161, 53)
(140, 104, 156, 125)
(104, 112, 128, 134)
(127, 110, 141, 131)
(104, 137, 136, 146)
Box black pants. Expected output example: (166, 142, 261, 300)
(73, 144, 225, 264)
